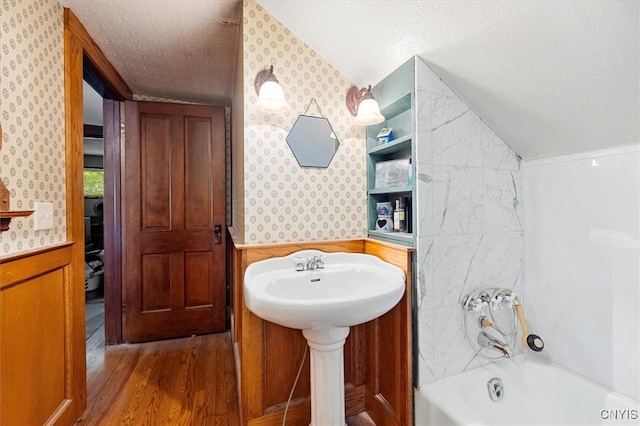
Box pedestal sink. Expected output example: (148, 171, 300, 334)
(244, 249, 405, 426)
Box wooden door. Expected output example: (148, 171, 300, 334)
(123, 101, 226, 343)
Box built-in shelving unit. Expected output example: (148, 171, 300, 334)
(366, 58, 416, 247)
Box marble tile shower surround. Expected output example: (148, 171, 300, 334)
(241, 0, 367, 244)
(414, 57, 524, 385)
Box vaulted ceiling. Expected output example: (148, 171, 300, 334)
(60, 0, 639, 160)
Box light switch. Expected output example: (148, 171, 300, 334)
(34, 202, 54, 231)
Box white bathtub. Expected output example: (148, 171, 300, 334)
(416, 355, 640, 425)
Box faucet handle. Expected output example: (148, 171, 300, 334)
(293, 257, 305, 271)
(316, 255, 325, 269)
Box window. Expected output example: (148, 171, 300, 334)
(84, 169, 104, 198)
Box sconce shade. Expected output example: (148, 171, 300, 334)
(346, 85, 384, 126)
(255, 66, 289, 113)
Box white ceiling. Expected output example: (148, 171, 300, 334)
(61, 0, 639, 160)
(60, 0, 242, 105)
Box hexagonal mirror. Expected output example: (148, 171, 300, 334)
(286, 115, 340, 168)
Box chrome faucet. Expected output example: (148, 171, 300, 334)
(477, 331, 510, 358)
(306, 255, 325, 271)
(294, 255, 325, 271)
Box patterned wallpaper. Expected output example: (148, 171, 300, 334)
(0, 0, 66, 256)
(241, 0, 366, 244)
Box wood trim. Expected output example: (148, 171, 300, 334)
(64, 6, 132, 346)
(63, 17, 88, 421)
(363, 240, 413, 426)
(103, 99, 123, 344)
(64, 10, 132, 100)
(64, 6, 133, 419)
(0, 243, 73, 289)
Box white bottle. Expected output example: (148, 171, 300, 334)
(393, 199, 401, 231)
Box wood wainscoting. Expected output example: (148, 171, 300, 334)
(0, 243, 77, 425)
(228, 233, 413, 426)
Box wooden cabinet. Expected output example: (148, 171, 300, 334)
(366, 58, 416, 247)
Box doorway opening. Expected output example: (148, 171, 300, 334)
(83, 79, 106, 345)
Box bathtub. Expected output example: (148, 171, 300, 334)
(416, 354, 639, 425)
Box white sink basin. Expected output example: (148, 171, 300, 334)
(243, 249, 406, 425)
(243, 249, 406, 330)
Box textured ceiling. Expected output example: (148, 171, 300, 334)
(61, 0, 638, 159)
(259, 0, 639, 159)
(60, 0, 242, 105)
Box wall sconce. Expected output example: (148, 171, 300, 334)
(346, 85, 385, 126)
(254, 65, 289, 113)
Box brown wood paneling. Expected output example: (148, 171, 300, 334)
(139, 230, 213, 253)
(0, 244, 74, 425)
(364, 239, 414, 426)
(141, 254, 171, 311)
(185, 116, 213, 230)
(0, 270, 66, 425)
(0, 243, 72, 288)
(264, 323, 310, 407)
(141, 114, 172, 230)
(185, 251, 214, 306)
(248, 385, 365, 426)
(103, 99, 123, 345)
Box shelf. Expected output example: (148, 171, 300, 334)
(368, 230, 414, 246)
(379, 93, 411, 120)
(368, 134, 412, 156)
(0, 211, 34, 232)
(369, 186, 413, 195)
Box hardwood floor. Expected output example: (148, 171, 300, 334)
(79, 326, 375, 425)
(79, 327, 240, 425)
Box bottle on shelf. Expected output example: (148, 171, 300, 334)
(393, 199, 405, 232)
(399, 197, 406, 231)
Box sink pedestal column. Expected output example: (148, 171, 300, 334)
(302, 327, 350, 426)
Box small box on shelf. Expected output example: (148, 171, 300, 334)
(376, 127, 393, 144)
(374, 158, 410, 189)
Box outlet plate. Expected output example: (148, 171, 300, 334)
(34, 202, 54, 231)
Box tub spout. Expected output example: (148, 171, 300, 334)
(478, 331, 510, 358)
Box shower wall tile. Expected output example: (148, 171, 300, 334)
(482, 231, 524, 290)
(415, 89, 432, 166)
(431, 165, 484, 236)
(414, 56, 524, 387)
(427, 234, 484, 309)
(481, 121, 521, 171)
(432, 97, 482, 167)
(416, 168, 434, 237)
(483, 169, 523, 232)
(416, 236, 433, 311)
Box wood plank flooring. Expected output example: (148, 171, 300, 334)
(79, 325, 374, 425)
(78, 326, 240, 425)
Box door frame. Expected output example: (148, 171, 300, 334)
(64, 6, 132, 375)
